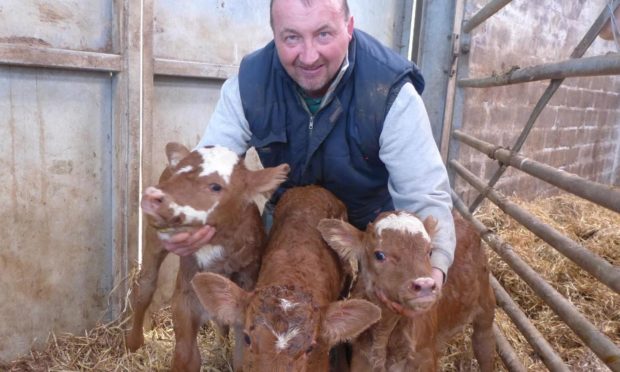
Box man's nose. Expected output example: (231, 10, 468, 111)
(299, 40, 319, 66)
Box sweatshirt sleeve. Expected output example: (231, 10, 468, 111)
(378, 82, 456, 277)
(195, 74, 252, 155)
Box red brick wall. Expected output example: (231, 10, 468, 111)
(453, 0, 620, 204)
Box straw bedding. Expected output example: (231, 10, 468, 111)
(3, 194, 618, 371)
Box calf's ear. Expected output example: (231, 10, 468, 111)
(191, 272, 250, 326)
(317, 219, 363, 262)
(165, 142, 191, 168)
(320, 299, 381, 347)
(248, 163, 290, 196)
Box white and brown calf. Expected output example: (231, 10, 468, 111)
(191, 186, 382, 372)
(318, 211, 496, 372)
(126, 142, 289, 372)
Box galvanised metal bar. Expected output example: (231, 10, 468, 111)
(491, 276, 570, 372)
(458, 54, 620, 88)
(467, 0, 620, 212)
(461, 0, 514, 34)
(451, 160, 620, 294)
(452, 190, 620, 371)
(493, 323, 527, 372)
(453, 130, 620, 214)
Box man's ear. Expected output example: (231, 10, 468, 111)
(320, 299, 381, 347)
(191, 272, 250, 326)
(346, 15, 355, 38)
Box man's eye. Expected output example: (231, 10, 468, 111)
(284, 35, 300, 43)
(374, 251, 386, 261)
(209, 183, 222, 192)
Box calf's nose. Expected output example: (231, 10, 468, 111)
(411, 277, 436, 295)
(141, 187, 167, 215)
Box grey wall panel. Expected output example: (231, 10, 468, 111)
(154, 0, 272, 65)
(146, 76, 224, 185)
(0, 67, 113, 360)
(350, 0, 407, 50)
(153, 0, 407, 65)
(0, 0, 114, 52)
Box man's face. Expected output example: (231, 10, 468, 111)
(271, 0, 354, 98)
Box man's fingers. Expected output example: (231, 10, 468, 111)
(186, 226, 216, 246)
(168, 231, 192, 244)
(159, 225, 216, 256)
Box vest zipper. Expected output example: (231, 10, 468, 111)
(308, 115, 315, 136)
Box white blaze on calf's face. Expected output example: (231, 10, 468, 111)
(375, 213, 431, 242)
(196, 146, 239, 184)
(169, 200, 219, 225)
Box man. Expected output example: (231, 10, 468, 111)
(162, 0, 455, 290)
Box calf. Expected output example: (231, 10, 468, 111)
(191, 186, 381, 371)
(126, 142, 289, 371)
(318, 211, 496, 371)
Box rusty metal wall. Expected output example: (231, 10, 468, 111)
(0, 1, 114, 52)
(0, 0, 131, 362)
(0, 68, 114, 359)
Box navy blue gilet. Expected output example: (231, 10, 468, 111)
(238, 29, 425, 229)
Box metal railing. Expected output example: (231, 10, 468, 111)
(449, 1, 620, 371)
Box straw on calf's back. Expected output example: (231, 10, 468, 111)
(126, 142, 289, 372)
(319, 211, 496, 371)
(191, 185, 381, 372)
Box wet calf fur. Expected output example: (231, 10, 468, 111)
(318, 211, 496, 371)
(126, 142, 289, 371)
(191, 186, 381, 372)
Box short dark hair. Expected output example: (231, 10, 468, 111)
(269, 0, 350, 30)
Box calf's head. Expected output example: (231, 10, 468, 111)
(191, 273, 381, 372)
(141, 142, 289, 234)
(318, 211, 439, 315)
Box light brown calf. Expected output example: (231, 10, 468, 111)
(319, 211, 496, 371)
(126, 142, 289, 371)
(191, 186, 381, 372)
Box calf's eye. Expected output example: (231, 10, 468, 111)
(243, 332, 251, 346)
(374, 251, 386, 261)
(209, 183, 222, 192)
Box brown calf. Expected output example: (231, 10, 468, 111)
(191, 186, 381, 372)
(318, 211, 496, 371)
(126, 142, 289, 371)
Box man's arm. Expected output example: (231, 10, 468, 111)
(379, 82, 456, 282)
(195, 74, 251, 154)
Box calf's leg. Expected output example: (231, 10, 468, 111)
(126, 228, 169, 351)
(171, 260, 203, 372)
(472, 284, 496, 372)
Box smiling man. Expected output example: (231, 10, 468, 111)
(163, 0, 455, 294)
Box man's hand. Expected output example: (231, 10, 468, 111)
(431, 267, 445, 293)
(160, 225, 216, 256)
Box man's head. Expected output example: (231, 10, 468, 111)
(270, 0, 354, 98)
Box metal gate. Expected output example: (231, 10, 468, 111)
(440, 1, 620, 370)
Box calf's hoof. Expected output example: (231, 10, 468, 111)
(125, 330, 144, 352)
